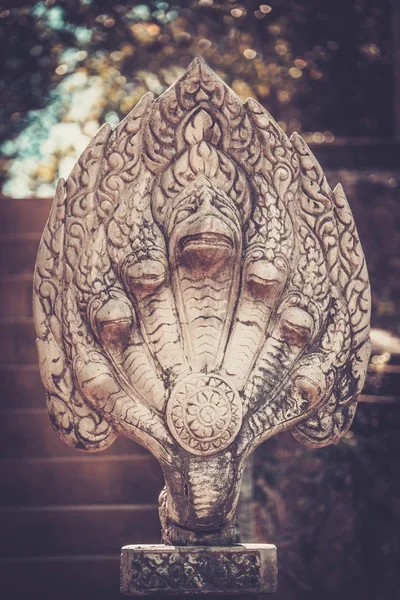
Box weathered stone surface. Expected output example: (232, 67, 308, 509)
(33, 58, 371, 547)
(120, 544, 277, 596)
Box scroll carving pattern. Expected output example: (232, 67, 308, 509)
(33, 59, 371, 544)
(127, 550, 260, 593)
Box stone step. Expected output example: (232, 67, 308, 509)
(0, 505, 160, 557)
(0, 408, 146, 459)
(0, 555, 213, 600)
(0, 197, 51, 235)
(1, 365, 51, 409)
(0, 455, 163, 507)
(0, 556, 121, 600)
(0, 319, 38, 365)
(0, 237, 40, 276)
(0, 276, 33, 319)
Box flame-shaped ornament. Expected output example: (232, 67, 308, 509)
(33, 59, 371, 547)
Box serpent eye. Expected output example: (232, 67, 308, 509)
(174, 204, 197, 225)
(212, 197, 236, 221)
(278, 307, 313, 347)
(94, 298, 134, 350)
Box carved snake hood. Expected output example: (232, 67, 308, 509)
(33, 59, 371, 545)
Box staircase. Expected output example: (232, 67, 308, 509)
(0, 197, 164, 600)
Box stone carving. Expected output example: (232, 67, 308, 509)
(167, 373, 242, 455)
(120, 544, 277, 595)
(33, 58, 371, 546)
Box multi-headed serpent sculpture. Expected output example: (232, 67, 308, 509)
(34, 59, 371, 547)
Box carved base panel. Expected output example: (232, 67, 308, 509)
(120, 543, 277, 596)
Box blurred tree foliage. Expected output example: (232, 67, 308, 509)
(0, 0, 393, 196)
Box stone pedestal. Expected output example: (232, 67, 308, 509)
(120, 544, 277, 596)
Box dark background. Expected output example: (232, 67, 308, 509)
(0, 1, 399, 599)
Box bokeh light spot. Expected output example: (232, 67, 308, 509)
(243, 49, 257, 60)
(289, 67, 302, 78)
(55, 64, 68, 75)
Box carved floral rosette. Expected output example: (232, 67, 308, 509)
(33, 59, 371, 544)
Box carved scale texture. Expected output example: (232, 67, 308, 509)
(33, 59, 371, 542)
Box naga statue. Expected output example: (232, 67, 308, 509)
(33, 59, 371, 595)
